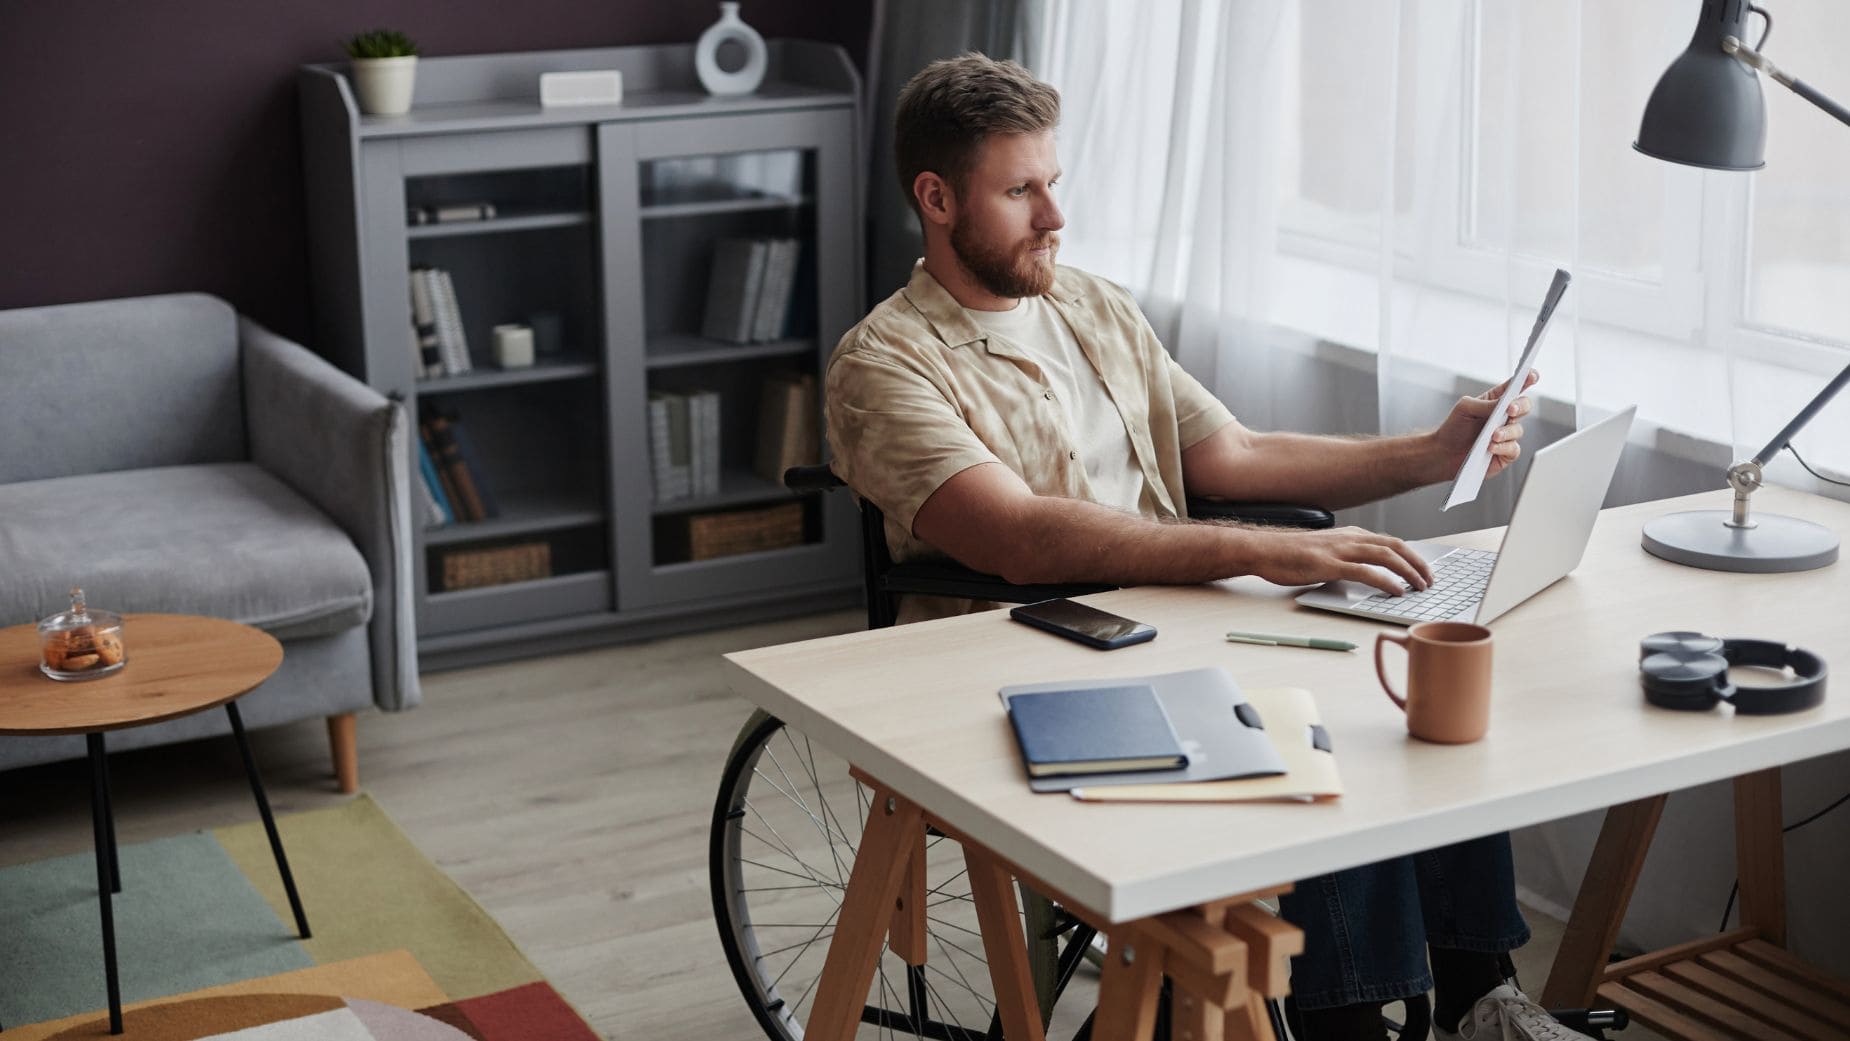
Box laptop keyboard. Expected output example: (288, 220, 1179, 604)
(1345, 547, 1498, 623)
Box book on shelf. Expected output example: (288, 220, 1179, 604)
(406, 268, 444, 378)
(754, 371, 819, 484)
(408, 201, 498, 225)
(420, 407, 496, 522)
(649, 391, 692, 502)
(414, 439, 454, 527)
(701, 238, 770, 344)
(750, 238, 802, 343)
(649, 389, 723, 502)
(410, 267, 473, 377)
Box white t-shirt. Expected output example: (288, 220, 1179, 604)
(963, 295, 1149, 513)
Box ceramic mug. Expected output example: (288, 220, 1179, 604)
(1374, 621, 1494, 743)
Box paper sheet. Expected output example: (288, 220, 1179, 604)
(1441, 268, 1571, 511)
(1071, 687, 1342, 803)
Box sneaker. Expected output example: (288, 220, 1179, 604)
(1433, 984, 1598, 1041)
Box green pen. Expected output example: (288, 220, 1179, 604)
(1225, 631, 1357, 652)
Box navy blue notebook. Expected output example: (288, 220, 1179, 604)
(1006, 684, 1187, 778)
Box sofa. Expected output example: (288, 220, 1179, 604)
(0, 293, 418, 790)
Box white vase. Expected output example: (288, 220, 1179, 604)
(351, 55, 419, 116)
(695, 2, 768, 98)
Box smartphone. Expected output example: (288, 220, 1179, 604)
(1009, 598, 1157, 650)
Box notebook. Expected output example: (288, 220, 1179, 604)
(1006, 684, 1186, 777)
(1000, 668, 1287, 793)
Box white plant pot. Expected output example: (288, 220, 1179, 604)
(351, 55, 418, 116)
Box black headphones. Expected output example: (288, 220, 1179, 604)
(1639, 631, 1827, 715)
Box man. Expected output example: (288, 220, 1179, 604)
(826, 54, 1578, 1041)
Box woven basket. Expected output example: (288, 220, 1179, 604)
(687, 502, 805, 561)
(441, 541, 552, 591)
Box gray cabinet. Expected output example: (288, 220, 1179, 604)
(300, 43, 862, 668)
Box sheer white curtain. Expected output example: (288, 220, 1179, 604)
(1030, 0, 1850, 973)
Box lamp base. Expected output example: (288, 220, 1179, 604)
(1642, 510, 1839, 573)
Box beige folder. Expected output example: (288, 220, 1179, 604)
(1071, 687, 1342, 803)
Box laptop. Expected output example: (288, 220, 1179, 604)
(1295, 405, 1636, 627)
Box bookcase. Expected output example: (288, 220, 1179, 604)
(299, 43, 863, 668)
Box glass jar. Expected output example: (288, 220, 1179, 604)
(38, 587, 127, 681)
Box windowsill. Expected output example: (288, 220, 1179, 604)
(1257, 253, 1850, 492)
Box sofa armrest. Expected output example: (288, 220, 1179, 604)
(240, 317, 419, 711)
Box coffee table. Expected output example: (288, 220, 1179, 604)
(0, 613, 312, 1035)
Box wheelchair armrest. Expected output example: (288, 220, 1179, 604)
(881, 561, 1114, 606)
(1188, 498, 1335, 530)
(783, 463, 844, 493)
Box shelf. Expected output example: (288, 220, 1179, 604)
(651, 468, 804, 515)
(640, 193, 812, 221)
(406, 211, 592, 239)
(417, 358, 599, 393)
(652, 538, 826, 575)
(644, 335, 814, 370)
(421, 571, 613, 635)
(423, 492, 606, 545)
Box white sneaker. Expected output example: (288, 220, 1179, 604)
(1432, 984, 1599, 1041)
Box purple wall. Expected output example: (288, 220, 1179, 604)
(0, 1, 870, 343)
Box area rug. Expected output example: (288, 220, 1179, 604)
(0, 795, 598, 1040)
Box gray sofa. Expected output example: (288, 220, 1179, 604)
(0, 293, 418, 789)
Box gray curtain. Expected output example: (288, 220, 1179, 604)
(862, 0, 1035, 301)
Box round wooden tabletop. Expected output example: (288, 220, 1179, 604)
(0, 614, 283, 736)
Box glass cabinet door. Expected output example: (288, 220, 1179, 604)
(599, 109, 860, 611)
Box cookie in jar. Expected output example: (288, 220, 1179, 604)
(38, 587, 127, 680)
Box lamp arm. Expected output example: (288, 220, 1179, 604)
(1747, 361, 1850, 468)
(1722, 36, 1850, 130)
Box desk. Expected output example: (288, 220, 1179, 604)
(723, 487, 1850, 1039)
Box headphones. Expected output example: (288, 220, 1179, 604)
(1638, 631, 1827, 715)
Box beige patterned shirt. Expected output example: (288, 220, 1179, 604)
(825, 261, 1236, 622)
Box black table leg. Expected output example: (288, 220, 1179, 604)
(225, 702, 311, 939)
(98, 746, 120, 894)
(86, 733, 123, 1035)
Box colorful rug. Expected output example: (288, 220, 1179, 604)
(0, 796, 598, 1040)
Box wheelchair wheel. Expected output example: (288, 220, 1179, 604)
(712, 709, 1082, 1041)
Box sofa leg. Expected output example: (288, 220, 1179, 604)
(327, 713, 359, 794)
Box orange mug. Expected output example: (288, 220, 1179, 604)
(1374, 621, 1494, 744)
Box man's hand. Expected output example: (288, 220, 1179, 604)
(1238, 525, 1434, 596)
(1430, 369, 1539, 481)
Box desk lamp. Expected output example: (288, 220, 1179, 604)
(1633, 0, 1846, 572)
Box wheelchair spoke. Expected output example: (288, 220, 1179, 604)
(766, 900, 844, 989)
(924, 866, 969, 900)
(740, 807, 841, 896)
(924, 930, 999, 1019)
(756, 751, 833, 841)
(924, 914, 985, 941)
(800, 731, 861, 881)
(740, 856, 846, 888)
(917, 969, 993, 1041)
(925, 891, 976, 909)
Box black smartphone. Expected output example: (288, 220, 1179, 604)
(1009, 598, 1157, 650)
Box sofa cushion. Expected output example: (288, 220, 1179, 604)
(0, 463, 372, 640)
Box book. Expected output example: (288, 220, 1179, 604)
(414, 439, 453, 526)
(648, 391, 691, 501)
(754, 371, 818, 483)
(409, 201, 498, 225)
(751, 238, 801, 342)
(1006, 684, 1187, 778)
(1000, 667, 1287, 793)
(689, 388, 721, 496)
(447, 415, 500, 519)
(430, 269, 472, 375)
(1071, 687, 1344, 803)
(419, 420, 468, 522)
(701, 237, 770, 343)
(422, 410, 488, 522)
(407, 268, 444, 378)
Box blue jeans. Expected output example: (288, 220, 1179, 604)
(1277, 832, 1531, 1010)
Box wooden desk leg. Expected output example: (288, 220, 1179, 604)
(965, 845, 1048, 1041)
(1541, 794, 1667, 1009)
(805, 785, 923, 1041)
(1095, 929, 1166, 1041)
(1734, 767, 1786, 946)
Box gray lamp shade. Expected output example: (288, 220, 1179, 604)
(1635, 0, 1767, 170)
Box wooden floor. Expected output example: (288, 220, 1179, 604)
(0, 607, 1623, 1040)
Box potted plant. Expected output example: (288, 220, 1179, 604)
(344, 29, 419, 116)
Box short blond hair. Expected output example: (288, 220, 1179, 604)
(894, 53, 1060, 214)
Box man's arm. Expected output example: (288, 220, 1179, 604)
(1180, 371, 1539, 510)
(911, 462, 1434, 595)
